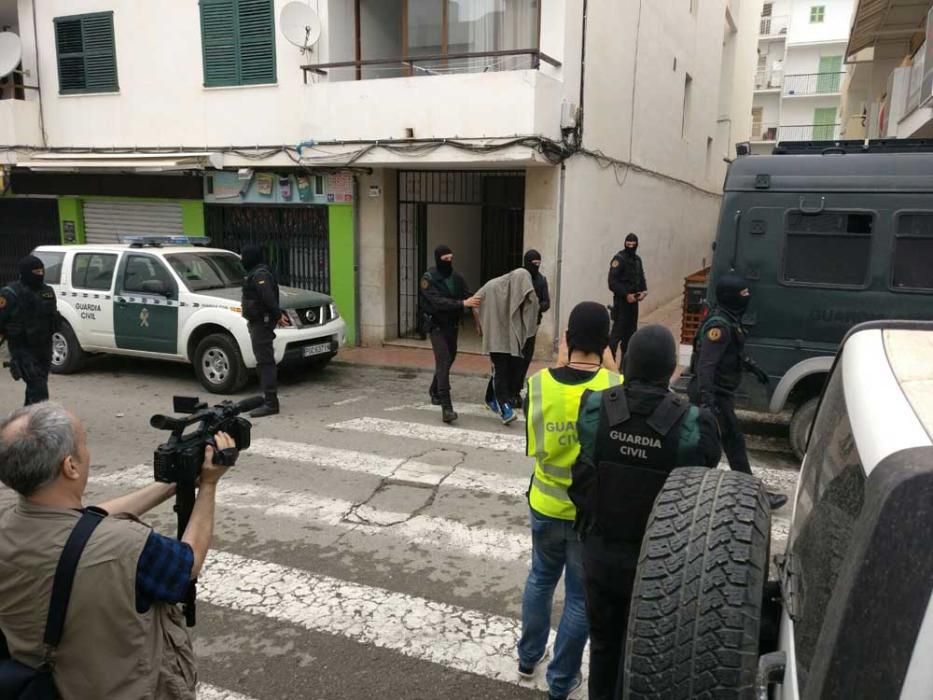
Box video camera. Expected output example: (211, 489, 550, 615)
(149, 394, 263, 626)
(151, 395, 261, 484)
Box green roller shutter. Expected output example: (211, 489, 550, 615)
(54, 12, 118, 94)
(200, 0, 276, 87)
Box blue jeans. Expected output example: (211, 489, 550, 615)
(518, 508, 588, 698)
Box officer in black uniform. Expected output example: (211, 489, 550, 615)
(0, 255, 62, 406)
(687, 272, 787, 510)
(420, 244, 479, 424)
(607, 233, 647, 362)
(516, 249, 550, 406)
(240, 244, 289, 417)
(570, 324, 721, 700)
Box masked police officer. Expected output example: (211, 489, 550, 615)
(688, 272, 787, 510)
(420, 245, 480, 424)
(240, 244, 289, 417)
(608, 233, 647, 362)
(570, 324, 721, 700)
(0, 255, 62, 406)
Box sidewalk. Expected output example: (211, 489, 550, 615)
(335, 295, 686, 377)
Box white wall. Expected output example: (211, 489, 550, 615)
(27, 0, 566, 149)
(425, 205, 482, 294)
(784, 43, 846, 75)
(786, 0, 854, 45)
(559, 156, 721, 332)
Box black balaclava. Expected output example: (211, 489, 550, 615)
(241, 244, 264, 273)
(623, 324, 677, 387)
(716, 272, 751, 316)
(623, 232, 639, 256)
(18, 255, 45, 290)
(434, 244, 453, 278)
(566, 301, 610, 357)
(523, 249, 542, 280)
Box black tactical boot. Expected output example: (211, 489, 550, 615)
(250, 393, 280, 418)
(767, 491, 788, 510)
(442, 403, 458, 424)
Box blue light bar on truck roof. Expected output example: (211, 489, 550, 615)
(118, 236, 212, 248)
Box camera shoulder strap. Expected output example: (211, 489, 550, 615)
(41, 507, 107, 668)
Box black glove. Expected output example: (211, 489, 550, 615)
(747, 361, 769, 385)
(700, 394, 720, 416)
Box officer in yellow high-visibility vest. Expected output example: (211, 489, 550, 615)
(517, 301, 622, 700)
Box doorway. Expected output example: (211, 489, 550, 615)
(396, 170, 525, 340)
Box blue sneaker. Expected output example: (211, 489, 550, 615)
(486, 398, 500, 414)
(500, 403, 517, 425)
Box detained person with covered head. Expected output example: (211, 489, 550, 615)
(517, 301, 622, 700)
(569, 324, 721, 700)
(0, 402, 237, 699)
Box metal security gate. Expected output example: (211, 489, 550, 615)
(205, 205, 330, 293)
(0, 199, 60, 284)
(83, 200, 184, 243)
(397, 170, 525, 338)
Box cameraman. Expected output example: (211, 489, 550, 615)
(0, 403, 234, 699)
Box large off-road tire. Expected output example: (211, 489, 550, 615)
(50, 321, 86, 374)
(193, 333, 249, 394)
(789, 396, 819, 462)
(623, 467, 771, 700)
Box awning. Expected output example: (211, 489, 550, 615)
(16, 151, 216, 172)
(846, 0, 932, 61)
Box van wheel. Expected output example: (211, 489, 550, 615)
(789, 397, 819, 461)
(193, 333, 248, 395)
(623, 468, 771, 700)
(50, 322, 86, 374)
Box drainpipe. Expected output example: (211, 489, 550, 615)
(552, 162, 567, 354)
(30, 0, 48, 147)
(577, 0, 588, 139)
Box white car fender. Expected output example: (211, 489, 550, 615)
(54, 293, 85, 342)
(178, 307, 257, 367)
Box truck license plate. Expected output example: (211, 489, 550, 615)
(302, 342, 330, 358)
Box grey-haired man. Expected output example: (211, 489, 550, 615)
(0, 403, 234, 699)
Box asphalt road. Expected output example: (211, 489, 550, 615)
(0, 356, 801, 699)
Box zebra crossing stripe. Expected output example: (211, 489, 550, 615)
(328, 417, 527, 454)
(198, 550, 560, 694)
(249, 438, 528, 498)
(198, 684, 258, 700)
(386, 402, 526, 422)
(90, 466, 531, 563)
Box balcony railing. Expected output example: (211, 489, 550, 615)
(759, 15, 789, 37)
(754, 69, 783, 90)
(301, 49, 560, 82)
(783, 72, 845, 96)
(750, 123, 841, 142)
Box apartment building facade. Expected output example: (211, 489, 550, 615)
(1, 0, 762, 353)
(750, 0, 855, 152)
(839, 0, 933, 142)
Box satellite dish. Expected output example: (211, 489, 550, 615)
(0, 32, 23, 79)
(280, 2, 321, 50)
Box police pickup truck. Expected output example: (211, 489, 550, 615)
(33, 238, 346, 394)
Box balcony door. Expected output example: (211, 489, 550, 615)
(817, 55, 843, 93)
(357, 0, 540, 77)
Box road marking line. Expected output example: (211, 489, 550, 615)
(329, 417, 527, 454)
(198, 684, 258, 700)
(333, 395, 368, 406)
(92, 467, 530, 563)
(387, 402, 525, 422)
(199, 550, 561, 695)
(250, 438, 528, 498)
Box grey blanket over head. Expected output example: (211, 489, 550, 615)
(475, 268, 540, 357)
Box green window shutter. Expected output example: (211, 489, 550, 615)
(54, 12, 117, 94)
(201, 0, 239, 87)
(237, 0, 276, 85)
(200, 0, 275, 87)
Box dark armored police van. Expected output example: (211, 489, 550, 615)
(678, 140, 933, 458)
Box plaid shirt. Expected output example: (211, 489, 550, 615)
(135, 531, 194, 613)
